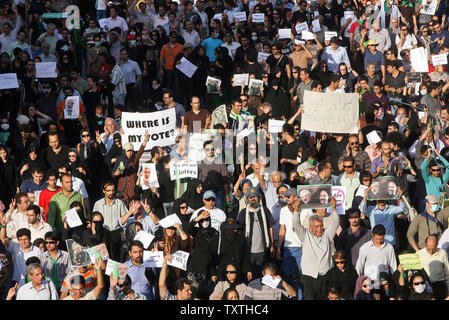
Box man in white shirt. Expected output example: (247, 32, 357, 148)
(5, 193, 31, 242)
(181, 20, 201, 47)
(107, 7, 129, 38)
(193, 0, 209, 37)
(0, 14, 22, 54)
(152, 6, 169, 28)
(100, 118, 120, 154)
(190, 190, 226, 232)
(221, 33, 241, 60)
(21, 205, 53, 243)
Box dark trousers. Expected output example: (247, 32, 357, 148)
(125, 84, 138, 110)
(110, 229, 123, 262)
(430, 281, 448, 300)
(301, 273, 327, 300)
(250, 252, 266, 279)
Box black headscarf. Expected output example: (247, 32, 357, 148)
(181, 178, 203, 210)
(173, 198, 192, 234)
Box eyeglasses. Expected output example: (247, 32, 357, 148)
(82, 134, 90, 137)
(225, 270, 237, 274)
(117, 283, 125, 288)
(334, 260, 345, 264)
(180, 206, 187, 209)
(350, 142, 359, 145)
(205, 198, 216, 202)
(413, 281, 425, 286)
(292, 71, 298, 73)
(45, 241, 57, 244)
(401, 28, 408, 31)
(205, 148, 214, 151)
(362, 178, 371, 181)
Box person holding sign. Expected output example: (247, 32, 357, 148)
(108, 273, 147, 300)
(159, 254, 193, 300)
(289, 39, 313, 69)
(321, 37, 351, 72)
(63, 258, 104, 300)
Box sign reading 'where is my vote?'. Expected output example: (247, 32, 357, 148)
(122, 109, 177, 150)
(301, 91, 359, 134)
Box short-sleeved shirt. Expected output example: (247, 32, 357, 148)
(7, 242, 41, 282)
(201, 38, 223, 62)
(183, 109, 210, 132)
(119, 59, 142, 84)
(160, 43, 184, 70)
(385, 71, 405, 90)
(39, 187, 62, 222)
(279, 206, 302, 247)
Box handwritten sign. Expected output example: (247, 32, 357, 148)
(36, 62, 57, 78)
(301, 30, 314, 40)
(234, 11, 247, 22)
(0, 73, 19, 90)
(143, 251, 164, 268)
(233, 73, 249, 86)
(169, 160, 198, 180)
(278, 28, 292, 39)
(176, 57, 198, 78)
(432, 53, 448, 66)
(312, 19, 321, 33)
(167, 250, 190, 270)
(268, 119, 285, 133)
(399, 253, 423, 270)
(252, 13, 265, 23)
(295, 22, 308, 33)
(410, 47, 429, 73)
(406, 72, 422, 83)
(325, 31, 338, 41)
(301, 91, 359, 134)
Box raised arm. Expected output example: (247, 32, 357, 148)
(159, 254, 172, 299)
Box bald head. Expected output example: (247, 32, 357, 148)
(271, 171, 282, 188)
(426, 235, 438, 255)
(105, 118, 115, 133)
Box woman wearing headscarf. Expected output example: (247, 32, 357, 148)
(378, 272, 396, 300)
(354, 276, 375, 300)
(66, 148, 89, 182)
(181, 178, 204, 211)
(173, 198, 194, 236)
(217, 218, 251, 282)
(17, 145, 45, 184)
(263, 78, 290, 120)
(209, 263, 247, 300)
(0, 145, 17, 208)
(187, 210, 219, 298)
(325, 250, 359, 300)
(311, 60, 333, 88)
(408, 272, 435, 300)
(120, 221, 143, 263)
(104, 132, 123, 179)
(214, 46, 235, 101)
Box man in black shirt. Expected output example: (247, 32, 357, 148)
(42, 132, 70, 170)
(280, 123, 301, 175)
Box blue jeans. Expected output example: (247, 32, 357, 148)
(281, 246, 303, 300)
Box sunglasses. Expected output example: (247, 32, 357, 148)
(92, 220, 103, 224)
(225, 270, 237, 274)
(431, 168, 441, 172)
(414, 281, 425, 286)
(334, 260, 345, 264)
(241, 99, 248, 102)
(362, 284, 371, 288)
(343, 165, 353, 168)
(205, 198, 216, 202)
(350, 142, 359, 145)
(205, 148, 214, 151)
(117, 283, 125, 288)
(45, 241, 57, 244)
(180, 206, 187, 209)
(82, 134, 90, 137)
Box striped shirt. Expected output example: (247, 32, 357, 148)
(60, 268, 97, 295)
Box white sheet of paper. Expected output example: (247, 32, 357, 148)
(0, 73, 19, 90)
(344, 11, 355, 18)
(234, 11, 247, 22)
(233, 73, 249, 86)
(143, 251, 164, 268)
(325, 31, 338, 41)
(167, 250, 190, 270)
(355, 185, 368, 198)
(206, 76, 222, 88)
(432, 53, 448, 66)
(295, 22, 308, 33)
(105, 259, 118, 276)
(418, 111, 426, 119)
(410, 47, 429, 72)
(278, 28, 292, 39)
(64, 96, 80, 119)
(312, 19, 321, 33)
(35, 62, 57, 78)
(134, 230, 155, 249)
(313, 10, 319, 17)
(366, 130, 382, 145)
(252, 13, 265, 23)
(257, 52, 270, 63)
(176, 57, 198, 78)
(268, 119, 285, 133)
(65, 207, 83, 228)
(159, 214, 182, 228)
(261, 275, 281, 289)
(212, 13, 222, 21)
(87, 248, 97, 264)
(301, 30, 315, 40)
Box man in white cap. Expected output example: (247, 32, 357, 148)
(190, 190, 226, 232)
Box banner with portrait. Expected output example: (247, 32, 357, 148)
(367, 176, 400, 201)
(297, 184, 332, 209)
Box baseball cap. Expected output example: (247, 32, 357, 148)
(203, 190, 216, 200)
(123, 142, 134, 151)
(425, 194, 438, 204)
(184, 42, 193, 49)
(284, 188, 297, 197)
(247, 187, 259, 198)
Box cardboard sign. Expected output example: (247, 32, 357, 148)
(399, 253, 422, 270)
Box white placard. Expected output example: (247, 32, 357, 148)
(234, 11, 247, 22)
(121, 109, 177, 151)
(188, 132, 209, 162)
(248, 78, 263, 96)
(268, 119, 285, 133)
(212, 13, 222, 21)
(257, 52, 270, 63)
(295, 22, 308, 33)
(410, 47, 429, 72)
(418, 111, 426, 119)
(140, 163, 159, 189)
(252, 13, 265, 23)
(0, 73, 19, 90)
(143, 251, 164, 268)
(301, 30, 315, 40)
(355, 185, 368, 198)
(278, 28, 292, 39)
(169, 160, 198, 180)
(159, 213, 183, 228)
(64, 96, 80, 119)
(206, 76, 221, 89)
(332, 186, 346, 215)
(312, 19, 321, 33)
(261, 274, 281, 289)
(236, 128, 251, 138)
(325, 31, 338, 41)
(65, 207, 83, 228)
(98, 18, 110, 31)
(35, 62, 57, 78)
(420, 0, 437, 15)
(432, 53, 448, 66)
(367, 130, 382, 145)
(167, 250, 190, 270)
(344, 11, 355, 18)
(176, 57, 198, 78)
(313, 10, 319, 17)
(233, 73, 249, 86)
(301, 91, 359, 134)
(134, 230, 155, 249)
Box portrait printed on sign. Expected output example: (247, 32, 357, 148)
(140, 163, 159, 190)
(367, 176, 399, 201)
(297, 184, 332, 209)
(66, 239, 90, 267)
(64, 96, 80, 119)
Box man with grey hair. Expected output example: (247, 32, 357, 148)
(8, 263, 59, 300)
(37, 23, 59, 54)
(263, 171, 285, 212)
(100, 118, 119, 154)
(292, 196, 339, 300)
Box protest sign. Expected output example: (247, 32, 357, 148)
(66, 239, 91, 267)
(278, 28, 292, 39)
(297, 184, 332, 209)
(301, 30, 314, 40)
(332, 186, 346, 215)
(312, 19, 321, 32)
(65, 207, 83, 228)
(355, 184, 368, 198)
(344, 11, 355, 19)
(175, 57, 198, 78)
(212, 13, 222, 21)
(398, 253, 423, 270)
(64, 96, 80, 119)
(167, 250, 190, 270)
(188, 133, 209, 162)
(301, 91, 359, 134)
(248, 79, 263, 96)
(252, 13, 265, 23)
(406, 72, 422, 83)
(233, 73, 249, 86)
(366, 130, 382, 145)
(236, 128, 251, 138)
(134, 230, 155, 249)
(367, 176, 400, 201)
(213, 104, 228, 124)
(0, 73, 19, 90)
(325, 31, 338, 41)
(140, 163, 159, 189)
(420, 0, 437, 15)
(206, 76, 221, 94)
(98, 18, 110, 30)
(432, 53, 448, 66)
(234, 11, 247, 22)
(268, 119, 285, 133)
(36, 62, 57, 78)
(257, 52, 270, 63)
(121, 109, 176, 150)
(159, 214, 183, 228)
(143, 251, 164, 268)
(295, 22, 308, 33)
(169, 160, 198, 180)
(261, 275, 281, 289)
(410, 47, 429, 72)
(105, 259, 129, 277)
(87, 243, 109, 263)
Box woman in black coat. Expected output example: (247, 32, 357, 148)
(325, 250, 358, 300)
(263, 78, 290, 120)
(17, 145, 45, 185)
(181, 178, 204, 211)
(0, 145, 17, 208)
